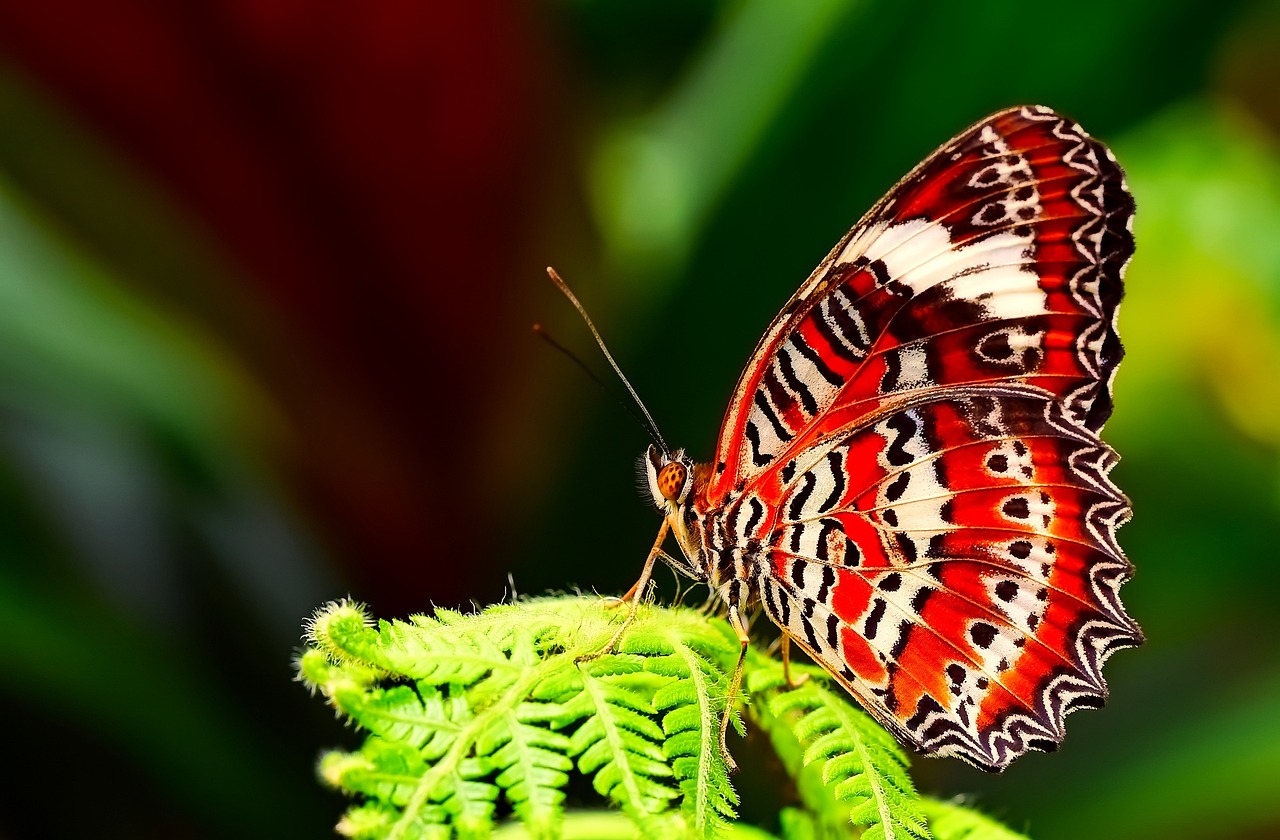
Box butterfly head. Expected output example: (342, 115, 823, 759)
(642, 445, 694, 514)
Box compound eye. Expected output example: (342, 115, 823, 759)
(656, 462, 688, 502)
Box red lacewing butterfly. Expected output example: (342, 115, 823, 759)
(560, 105, 1141, 773)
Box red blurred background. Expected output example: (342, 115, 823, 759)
(0, 1, 549, 614)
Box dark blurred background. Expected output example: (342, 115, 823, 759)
(1, 1, 1278, 838)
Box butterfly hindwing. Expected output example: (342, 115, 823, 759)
(742, 389, 1138, 770)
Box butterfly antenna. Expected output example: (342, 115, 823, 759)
(544, 267, 669, 455)
(532, 322, 660, 442)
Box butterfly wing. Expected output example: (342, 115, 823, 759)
(704, 106, 1139, 770)
(753, 390, 1138, 770)
(707, 105, 1131, 499)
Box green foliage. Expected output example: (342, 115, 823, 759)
(918, 798, 1031, 840)
(747, 662, 928, 840)
(300, 596, 1030, 839)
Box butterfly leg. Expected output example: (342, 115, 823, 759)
(718, 605, 751, 773)
(780, 635, 810, 689)
(584, 519, 670, 660)
(608, 553, 669, 605)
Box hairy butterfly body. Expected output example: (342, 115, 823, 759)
(634, 105, 1141, 772)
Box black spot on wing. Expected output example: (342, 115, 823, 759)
(864, 597, 887, 640)
(745, 421, 771, 468)
(885, 471, 910, 503)
(787, 472, 816, 520)
(894, 532, 918, 563)
(741, 497, 765, 539)
(764, 579, 784, 622)
(889, 619, 913, 660)
(905, 694, 945, 732)
(802, 611, 822, 652)
(813, 517, 855, 566)
(911, 586, 935, 614)
(1002, 497, 1030, 519)
(780, 460, 797, 484)
(825, 286, 871, 355)
(753, 389, 791, 444)
(816, 565, 836, 603)
(879, 348, 903, 392)
(761, 365, 797, 430)
(970, 622, 997, 649)
(978, 330, 1014, 361)
(884, 413, 919, 467)
(818, 450, 846, 512)
(792, 334, 843, 388)
(776, 349, 818, 415)
(826, 612, 840, 648)
(812, 521, 830, 563)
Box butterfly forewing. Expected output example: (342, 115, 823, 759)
(695, 105, 1140, 771)
(709, 106, 1133, 496)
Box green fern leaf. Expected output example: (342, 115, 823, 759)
(569, 657, 676, 821)
(320, 738, 426, 807)
(921, 797, 1030, 840)
(644, 623, 739, 834)
(300, 596, 1030, 840)
(334, 802, 403, 839)
(439, 761, 500, 838)
(481, 710, 573, 837)
(748, 663, 930, 840)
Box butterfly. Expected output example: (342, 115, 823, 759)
(565, 104, 1142, 773)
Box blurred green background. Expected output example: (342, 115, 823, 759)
(0, 1, 1277, 838)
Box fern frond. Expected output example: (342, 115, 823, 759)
(569, 654, 678, 829)
(747, 661, 930, 840)
(300, 596, 1031, 839)
(636, 617, 740, 834)
(334, 802, 406, 840)
(320, 737, 426, 808)
(481, 710, 573, 837)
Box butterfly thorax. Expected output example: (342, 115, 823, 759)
(642, 444, 763, 609)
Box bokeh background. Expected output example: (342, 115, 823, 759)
(1, 1, 1278, 838)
